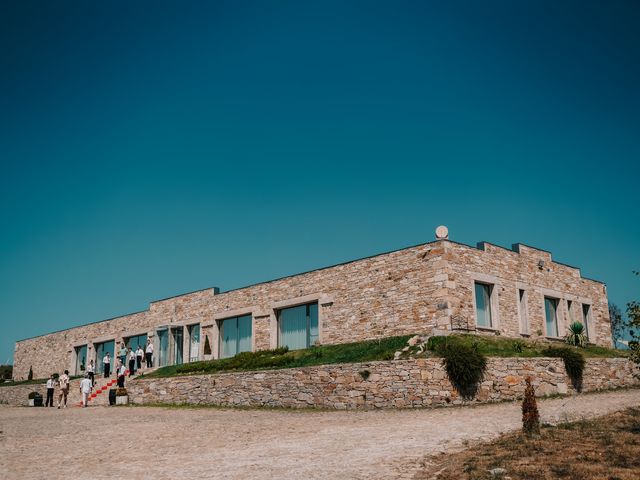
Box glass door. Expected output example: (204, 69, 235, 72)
(75, 345, 87, 375)
(188, 324, 200, 362)
(95, 340, 115, 374)
(171, 326, 184, 365)
(157, 329, 169, 367)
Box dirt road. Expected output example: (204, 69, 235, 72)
(1, 389, 639, 479)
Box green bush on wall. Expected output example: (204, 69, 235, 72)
(436, 337, 487, 400)
(543, 346, 585, 391)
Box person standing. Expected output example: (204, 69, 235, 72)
(103, 352, 111, 378)
(86, 359, 95, 386)
(145, 339, 154, 368)
(128, 348, 136, 377)
(79, 373, 92, 407)
(45, 374, 55, 407)
(57, 370, 70, 409)
(116, 360, 126, 388)
(135, 345, 144, 371)
(119, 343, 127, 367)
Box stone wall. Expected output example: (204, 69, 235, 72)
(13, 237, 612, 381)
(0, 378, 85, 406)
(125, 357, 639, 410)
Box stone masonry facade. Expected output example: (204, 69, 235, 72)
(12, 235, 612, 380)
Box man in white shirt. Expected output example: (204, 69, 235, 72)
(79, 374, 92, 408)
(45, 375, 55, 407)
(128, 348, 136, 377)
(57, 370, 70, 409)
(135, 346, 144, 371)
(103, 352, 111, 378)
(145, 339, 154, 368)
(86, 359, 95, 386)
(116, 360, 127, 388)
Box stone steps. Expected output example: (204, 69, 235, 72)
(74, 367, 158, 407)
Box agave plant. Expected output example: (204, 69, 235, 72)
(565, 321, 587, 347)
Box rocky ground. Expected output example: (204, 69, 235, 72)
(1, 388, 639, 479)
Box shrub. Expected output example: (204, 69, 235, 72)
(174, 347, 294, 375)
(628, 341, 640, 364)
(382, 352, 395, 361)
(565, 322, 587, 348)
(543, 346, 585, 391)
(426, 335, 449, 352)
(437, 338, 487, 399)
(512, 340, 525, 353)
(522, 377, 540, 435)
(0, 364, 12, 381)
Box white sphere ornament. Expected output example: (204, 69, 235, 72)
(435, 225, 449, 240)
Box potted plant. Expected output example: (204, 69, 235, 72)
(115, 387, 128, 405)
(28, 391, 43, 407)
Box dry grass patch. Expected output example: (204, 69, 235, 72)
(417, 407, 640, 480)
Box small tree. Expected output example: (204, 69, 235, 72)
(522, 377, 540, 435)
(28, 366, 33, 381)
(609, 303, 624, 348)
(626, 271, 640, 364)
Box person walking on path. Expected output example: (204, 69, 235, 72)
(79, 373, 92, 408)
(116, 360, 126, 388)
(103, 352, 111, 378)
(57, 370, 70, 409)
(45, 375, 56, 407)
(86, 359, 95, 386)
(119, 343, 127, 367)
(135, 345, 144, 371)
(145, 339, 154, 368)
(128, 348, 136, 377)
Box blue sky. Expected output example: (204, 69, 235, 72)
(1, 1, 639, 363)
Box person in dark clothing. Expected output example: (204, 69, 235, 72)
(135, 346, 144, 371)
(45, 375, 55, 407)
(145, 339, 154, 368)
(128, 348, 136, 377)
(103, 352, 111, 378)
(116, 361, 126, 388)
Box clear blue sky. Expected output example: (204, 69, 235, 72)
(1, 1, 638, 363)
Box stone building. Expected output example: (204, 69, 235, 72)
(12, 229, 612, 380)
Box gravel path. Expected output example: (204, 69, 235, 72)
(1, 389, 639, 480)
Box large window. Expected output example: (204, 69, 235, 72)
(124, 334, 147, 352)
(219, 315, 252, 358)
(474, 282, 494, 328)
(544, 297, 560, 337)
(278, 303, 318, 350)
(582, 304, 591, 340)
